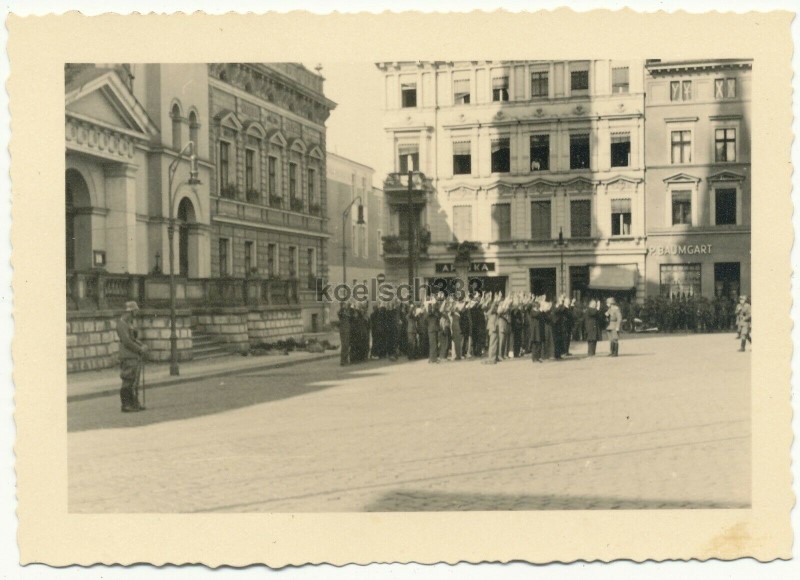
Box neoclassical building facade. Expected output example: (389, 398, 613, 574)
(377, 60, 648, 301)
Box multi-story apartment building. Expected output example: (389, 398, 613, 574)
(376, 60, 647, 302)
(207, 63, 337, 331)
(644, 60, 751, 301)
(326, 152, 385, 289)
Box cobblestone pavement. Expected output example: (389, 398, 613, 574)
(68, 333, 750, 512)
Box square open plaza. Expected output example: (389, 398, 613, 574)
(64, 59, 753, 515)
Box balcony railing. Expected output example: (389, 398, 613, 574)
(381, 229, 431, 257)
(382, 172, 434, 199)
(66, 271, 300, 311)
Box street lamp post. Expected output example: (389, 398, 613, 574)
(407, 166, 415, 288)
(342, 196, 365, 288)
(167, 141, 201, 376)
(556, 226, 568, 297)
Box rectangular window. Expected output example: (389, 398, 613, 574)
(610, 133, 631, 167)
(376, 229, 383, 256)
(530, 200, 551, 240)
(492, 73, 509, 102)
(569, 134, 590, 169)
(530, 70, 548, 97)
(491, 138, 510, 173)
(218, 238, 229, 276)
(453, 77, 471, 105)
(530, 135, 550, 171)
(612, 67, 629, 94)
(715, 188, 737, 225)
(267, 243, 276, 277)
(244, 241, 254, 273)
(491, 203, 511, 241)
(245, 149, 255, 193)
(268, 156, 277, 195)
(452, 205, 473, 242)
(671, 130, 692, 164)
(671, 190, 692, 226)
(398, 144, 419, 173)
(610, 198, 632, 236)
(288, 246, 297, 278)
(660, 263, 701, 299)
(401, 82, 417, 108)
(361, 224, 368, 258)
(570, 200, 592, 238)
(715, 78, 737, 99)
(714, 262, 740, 300)
(670, 80, 692, 101)
(715, 128, 736, 162)
(570, 69, 589, 92)
(289, 162, 298, 198)
(219, 141, 230, 193)
(307, 168, 316, 203)
(452, 141, 471, 175)
(352, 224, 359, 257)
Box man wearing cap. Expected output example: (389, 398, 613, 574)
(117, 301, 148, 412)
(738, 296, 752, 352)
(605, 297, 622, 357)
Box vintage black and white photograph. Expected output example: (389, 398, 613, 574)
(8, 6, 796, 567)
(64, 58, 754, 513)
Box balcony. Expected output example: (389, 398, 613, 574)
(382, 172, 434, 205)
(381, 229, 431, 258)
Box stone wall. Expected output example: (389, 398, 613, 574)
(67, 309, 193, 373)
(247, 306, 304, 344)
(192, 307, 251, 354)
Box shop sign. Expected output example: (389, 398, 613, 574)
(435, 263, 456, 274)
(469, 262, 496, 272)
(649, 244, 712, 256)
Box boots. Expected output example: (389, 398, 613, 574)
(609, 340, 619, 357)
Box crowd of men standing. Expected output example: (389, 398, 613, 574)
(336, 291, 623, 366)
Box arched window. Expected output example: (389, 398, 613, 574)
(171, 103, 182, 151)
(65, 169, 92, 272)
(189, 111, 199, 151)
(177, 197, 197, 276)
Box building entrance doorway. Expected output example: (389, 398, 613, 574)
(529, 267, 557, 300)
(468, 275, 508, 296)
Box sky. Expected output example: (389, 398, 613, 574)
(310, 62, 387, 187)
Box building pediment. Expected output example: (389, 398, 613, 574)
(66, 70, 157, 139)
(214, 109, 243, 132)
(484, 183, 515, 197)
(708, 170, 746, 183)
(663, 172, 702, 184)
(444, 184, 480, 197)
(519, 179, 559, 195)
(563, 176, 596, 193)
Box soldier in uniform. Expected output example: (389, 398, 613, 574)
(425, 294, 442, 363)
(528, 297, 545, 363)
(738, 296, 752, 352)
(482, 291, 501, 364)
(117, 301, 148, 412)
(584, 299, 601, 357)
(605, 297, 622, 357)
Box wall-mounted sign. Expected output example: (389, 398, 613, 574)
(649, 244, 712, 256)
(469, 262, 496, 272)
(435, 263, 456, 274)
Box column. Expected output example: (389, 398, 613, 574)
(103, 163, 138, 273)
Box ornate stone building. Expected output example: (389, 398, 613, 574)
(207, 63, 337, 331)
(376, 60, 647, 301)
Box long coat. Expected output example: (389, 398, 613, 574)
(584, 307, 602, 342)
(527, 308, 545, 344)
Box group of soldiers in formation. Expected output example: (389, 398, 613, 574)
(337, 291, 623, 366)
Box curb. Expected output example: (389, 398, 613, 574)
(67, 352, 339, 403)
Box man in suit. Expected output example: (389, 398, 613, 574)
(426, 293, 442, 363)
(117, 300, 148, 412)
(584, 299, 601, 356)
(528, 297, 545, 363)
(605, 297, 622, 357)
(482, 292, 501, 364)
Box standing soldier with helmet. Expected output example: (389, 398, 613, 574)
(738, 296, 752, 352)
(117, 301, 148, 413)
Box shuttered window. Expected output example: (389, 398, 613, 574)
(570, 200, 591, 238)
(452, 205, 473, 242)
(491, 203, 511, 241)
(530, 200, 551, 240)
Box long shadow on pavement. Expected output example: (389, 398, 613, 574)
(363, 489, 750, 511)
(68, 357, 398, 433)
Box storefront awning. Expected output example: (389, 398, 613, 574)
(589, 265, 637, 290)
